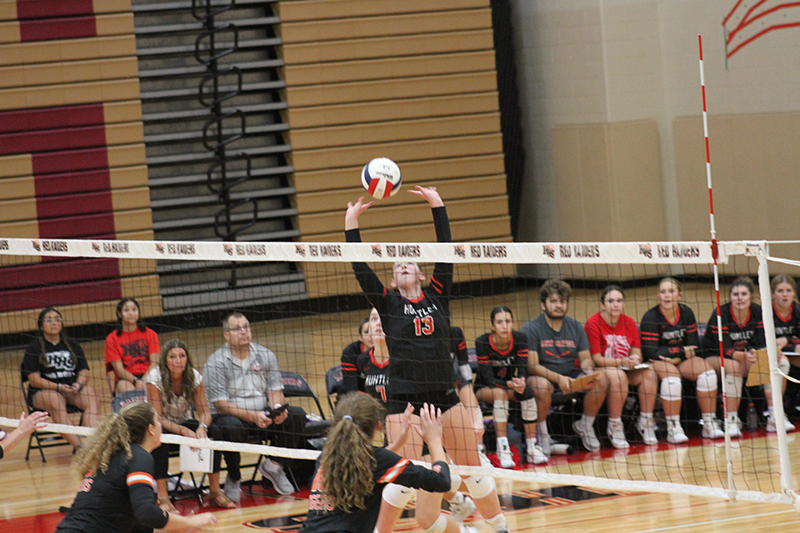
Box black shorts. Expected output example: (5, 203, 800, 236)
(387, 389, 461, 415)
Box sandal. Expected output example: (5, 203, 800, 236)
(209, 490, 236, 509)
(157, 498, 179, 514)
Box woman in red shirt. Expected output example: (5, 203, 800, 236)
(105, 298, 160, 395)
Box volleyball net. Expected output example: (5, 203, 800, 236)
(0, 237, 798, 506)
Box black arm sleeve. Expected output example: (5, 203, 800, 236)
(22, 341, 42, 380)
(340, 351, 361, 394)
(128, 453, 170, 529)
(429, 207, 453, 298)
(393, 460, 452, 493)
(476, 338, 505, 388)
(346, 228, 388, 309)
(514, 333, 529, 379)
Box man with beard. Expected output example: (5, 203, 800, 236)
(521, 279, 609, 452)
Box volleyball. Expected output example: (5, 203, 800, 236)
(361, 157, 402, 199)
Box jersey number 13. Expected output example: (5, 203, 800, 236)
(414, 316, 434, 336)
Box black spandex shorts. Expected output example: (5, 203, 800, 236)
(387, 389, 461, 416)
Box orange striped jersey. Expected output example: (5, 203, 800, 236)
(640, 304, 699, 362)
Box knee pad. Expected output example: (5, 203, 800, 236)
(464, 475, 495, 499)
(780, 356, 791, 374)
(383, 483, 416, 508)
(514, 386, 535, 402)
(696, 369, 717, 392)
(449, 474, 462, 494)
(660, 376, 682, 402)
(724, 374, 742, 399)
(521, 398, 537, 423)
(493, 400, 508, 424)
(424, 515, 447, 533)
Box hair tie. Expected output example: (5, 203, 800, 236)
(342, 415, 353, 422)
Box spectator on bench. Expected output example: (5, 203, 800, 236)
(105, 298, 160, 396)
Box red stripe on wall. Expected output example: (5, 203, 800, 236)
(38, 212, 116, 239)
(31, 147, 110, 175)
(33, 169, 112, 195)
(0, 104, 105, 134)
(35, 190, 113, 220)
(19, 15, 98, 42)
(0, 279, 122, 312)
(0, 125, 107, 155)
(0, 258, 120, 290)
(16, 0, 95, 20)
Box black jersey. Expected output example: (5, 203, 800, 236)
(300, 447, 450, 533)
(772, 302, 800, 353)
(357, 349, 389, 403)
(702, 303, 765, 358)
(22, 338, 89, 395)
(475, 331, 529, 389)
(56, 444, 169, 533)
(346, 206, 454, 394)
(341, 340, 367, 394)
(640, 304, 699, 362)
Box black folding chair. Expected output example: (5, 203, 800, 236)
(280, 371, 325, 419)
(325, 365, 343, 414)
(20, 362, 84, 462)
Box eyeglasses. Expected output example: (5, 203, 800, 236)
(228, 325, 250, 332)
(43, 317, 62, 323)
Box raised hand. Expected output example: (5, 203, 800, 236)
(345, 197, 374, 230)
(408, 186, 443, 208)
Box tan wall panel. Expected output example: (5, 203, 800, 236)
(95, 13, 134, 35)
(0, 153, 31, 177)
(108, 143, 147, 168)
(0, 78, 139, 110)
(0, 1, 16, 21)
(111, 187, 150, 211)
(296, 175, 508, 212)
(293, 154, 505, 193)
(121, 274, 160, 298)
(114, 208, 154, 233)
(0, 57, 139, 89)
(291, 133, 503, 172)
(287, 91, 499, 129)
(92, 0, 132, 15)
(0, 188, 150, 223)
(109, 165, 148, 189)
(277, 0, 489, 23)
(283, 30, 494, 65)
(0, 174, 34, 200)
(0, 19, 18, 43)
(119, 258, 157, 277)
(300, 196, 509, 236)
(286, 72, 498, 108)
(307, 216, 511, 243)
(105, 121, 143, 145)
(0, 196, 35, 222)
(291, 113, 500, 150)
(0, 166, 148, 201)
(104, 100, 142, 123)
(281, 9, 491, 43)
(0, 35, 137, 67)
(285, 50, 496, 87)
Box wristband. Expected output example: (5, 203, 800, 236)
(57, 384, 62, 393)
(199, 423, 208, 429)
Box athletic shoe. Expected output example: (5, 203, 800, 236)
(448, 494, 477, 523)
(526, 444, 548, 465)
(666, 422, 689, 444)
(259, 458, 295, 495)
(636, 417, 658, 445)
(725, 416, 742, 438)
(766, 416, 796, 433)
(572, 418, 601, 451)
(460, 527, 479, 533)
(223, 477, 241, 503)
(497, 440, 515, 469)
(701, 419, 725, 439)
(539, 434, 552, 456)
(485, 513, 509, 533)
(478, 448, 493, 468)
(607, 420, 630, 449)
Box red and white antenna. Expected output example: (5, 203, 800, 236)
(699, 34, 735, 500)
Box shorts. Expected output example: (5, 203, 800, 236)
(549, 368, 584, 389)
(387, 389, 461, 416)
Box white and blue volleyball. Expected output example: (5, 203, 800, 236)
(361, 157, 402, 199)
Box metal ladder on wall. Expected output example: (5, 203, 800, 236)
(132, 0, 305, 315)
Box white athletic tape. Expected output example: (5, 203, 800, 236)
(424, 515, 448, 533)
(696, 369, 717, 392)
(521, 398, 537, 422)
(660, 376, 682, 402)
(493, 400, 508, 424)
(383, 483, 416, 508)
(465, 475, 495, 499)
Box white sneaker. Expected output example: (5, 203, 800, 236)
(223, 477, 241, 503)
(701, 419, 725, 439)
(448, 493, 477, 523)
(607, 420, 630, 449)
(572, 418, 601, 451)
(496, 440, 515, 469)
(526, 444, 548, 465)
(485, 513, 509, 533)
(766, 416, 796, 433)
(460, 527, 479, 533)
(258, 458, 295, 495)
(666, 422, 688, 444)
(726, 416, 742, 438)
(636, 417, 658, 445)
(539, 434, 552, 456)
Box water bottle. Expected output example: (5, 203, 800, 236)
(746, 402, 759, 432)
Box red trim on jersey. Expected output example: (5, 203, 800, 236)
(377, 458, 409, 483)
(659, 305, 681, 326)
(774, 302, 793, 322)
(489, 333, 514, 356)
(406, 293, 425, 304)
(732, 307, 751, 328)
(369, 348, 389, 369)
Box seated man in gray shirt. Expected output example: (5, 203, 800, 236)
(205, 311, 306, 500)
(521, 279, 609, 452)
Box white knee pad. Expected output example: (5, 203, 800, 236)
(493, 400, 508, 424)
(383, 483, 416, 508)
(780, 356, 791, 374)
(660, 376, 682, 402)
(724, 374, 742, 399)
(449, 474, 462, 493)
(424, 515, 447, 533)
(464, 475, 495, 499)
(521, 398, 537, 423)
(696, 369, 717, 392)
